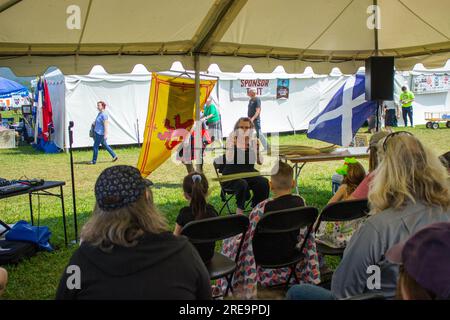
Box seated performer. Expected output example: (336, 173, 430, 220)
(222, 117, 270, 214)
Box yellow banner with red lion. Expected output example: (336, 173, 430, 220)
(138, 74, 216, 176)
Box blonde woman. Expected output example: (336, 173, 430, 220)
(331, 132, 450, 299)
(222, 117, 270, 215)
(56, 165, 211, 300)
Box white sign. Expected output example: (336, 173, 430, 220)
(11, 95, 23, 108)
(412, 74, 450, 94)
(230, 79, 277, 100)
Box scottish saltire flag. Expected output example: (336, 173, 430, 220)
(307, 74, 377, 146)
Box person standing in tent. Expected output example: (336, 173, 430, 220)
(399, 86, 415, 127)
(90, 101, 118, 164)
(202, 96, 223, 147)
(383, 100, 400, 133)
(247, 88, 268, 150)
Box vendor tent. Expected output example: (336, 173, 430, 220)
(0, 0, 449, 75)
(39, 66, 151, 149)
(213, 65, 450, 136)
(28, 60, 450, 149)
(0, 76, 29, 108)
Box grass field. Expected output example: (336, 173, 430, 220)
(0, 126, 449, 299)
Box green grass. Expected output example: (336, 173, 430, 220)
(0, 125, 449, 299)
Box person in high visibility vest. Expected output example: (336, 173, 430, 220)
(399, 86, 415, 127)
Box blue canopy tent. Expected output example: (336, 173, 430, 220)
(0, 76, 29, 106)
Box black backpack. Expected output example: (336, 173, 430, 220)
(0, 240, 37, 265)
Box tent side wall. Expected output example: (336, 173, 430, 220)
(217, 72, 449, 137)
(218, 75, 350, 136)
(64, 75, 151, 149)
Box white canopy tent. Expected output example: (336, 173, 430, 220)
(213, 65, 450, 136)
(0, 0, 449, 76)
(35, 66, 151, 149)
(29, 61, 447, 149)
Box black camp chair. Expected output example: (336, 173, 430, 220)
(314, 199, 369, 257)
(181, 214, 249, 298)
(252, 206, 319, 289)
(213, 155, 253, 215)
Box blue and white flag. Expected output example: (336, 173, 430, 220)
(307, 74, 377, 146)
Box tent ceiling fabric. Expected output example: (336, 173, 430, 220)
(0, 0, 449, 75)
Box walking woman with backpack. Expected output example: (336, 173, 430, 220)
(90, 101, 118, 164)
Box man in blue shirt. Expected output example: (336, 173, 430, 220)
(90, 101, 118, 164)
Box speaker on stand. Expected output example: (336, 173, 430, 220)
(365, 56, 395, 131)
(68, 121, 78, 243)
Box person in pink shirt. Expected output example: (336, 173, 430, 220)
(350, 131, 389, 200)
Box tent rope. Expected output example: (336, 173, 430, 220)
(302, 0, 355, 54)
(397, 0, 449, 40)
(76, 0, 94, 53)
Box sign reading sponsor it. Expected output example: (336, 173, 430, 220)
(231, 79, 277, 100)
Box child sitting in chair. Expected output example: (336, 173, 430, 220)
(217, 161, 320, 299)
(173, 172, 218, 263)
(316, 158, 366, 249)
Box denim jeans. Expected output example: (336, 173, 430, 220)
(402, 107, 413, 127)
(286, 284, 336, 300)
(254, 122, 269, 150)
(92, 132, 117, 163)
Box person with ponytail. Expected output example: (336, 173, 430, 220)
(173, 172, 218, 263)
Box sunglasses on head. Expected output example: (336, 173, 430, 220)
(383, 131, 414, 151)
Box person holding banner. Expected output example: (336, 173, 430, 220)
(202, 97, 223, 147)
(177, 120, 212, 174)
(222, 117, 270, 215)
(247, 88, 269, 150)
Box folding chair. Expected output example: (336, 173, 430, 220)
(252, 206, 319, 289)
(314, 199, 369, 257)
(213, 155, 253, 215)
(181, 214, 249, 298)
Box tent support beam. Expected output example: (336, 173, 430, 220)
(194, 54, 202, 170)
(191, 0, 247, 54)
(374, 0, 379, 56)
(0, 0, 22, 14)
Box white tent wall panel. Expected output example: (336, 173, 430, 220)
(393, 74, 450, 127)
(217, 76, 351, 136)
(45, 73, 66, 150)
(216, 74, 449, 138)
(64, 77, 150, 148)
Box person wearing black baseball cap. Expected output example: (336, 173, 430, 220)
(56, 165, 211, 300)
(386, 222, 450, 300)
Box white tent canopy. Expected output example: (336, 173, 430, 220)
(28, 62, 448, 149)
(0, 0, 449, 75)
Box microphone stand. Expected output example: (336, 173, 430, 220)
(68, 121, 78, 243)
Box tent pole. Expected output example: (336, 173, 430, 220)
(194, 54, 202, 172)
(373, 0, 381, 132)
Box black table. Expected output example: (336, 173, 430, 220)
(0, 181, 68, 246)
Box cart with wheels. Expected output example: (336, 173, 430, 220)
(424, 112, 450, 129)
